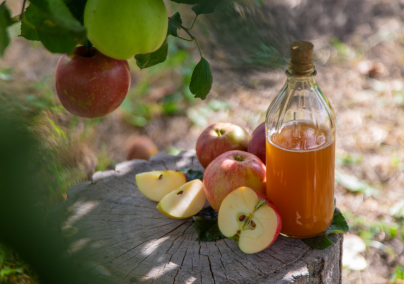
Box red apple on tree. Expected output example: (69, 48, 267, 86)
(196, 122, 250, 168)
(247, 122, 266, 165)
(218, 186, 282, 254)
(55, 46, 131, 118)
(203, 150, 266, 211)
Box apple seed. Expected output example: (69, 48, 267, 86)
(177, 191, 184, 195)
(251, 221, 256, 228)
(158, 174, 163, 180)
(239, 215, 246, 221)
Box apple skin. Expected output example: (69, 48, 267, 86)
(203, 150, 266, 211)
(84, 0, 168, 60)
(218, 186, 282, 254)
(55, 46, 131, 118)
(196, 123, 250, 168)
(247, 122, 266, 165)
(127, 136, 158, 161)
(250, 188, 282, 250)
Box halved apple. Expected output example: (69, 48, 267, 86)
(218, 186, 282, 254)
(157, 179, 206, 219)
(135, 170, 187, 202)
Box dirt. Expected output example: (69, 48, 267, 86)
(1, 0, 404, 283)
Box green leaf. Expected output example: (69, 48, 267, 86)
(0, 2, 17, 57)
(190, 57, 213, 100)
(20, 4, 43, 41)
(135, 38, 168, 70)
(335, 170, 379, 198)
(182, 169, 203, 181)
(168, 12, 182, 37)
(302, 208, 349, 250)
(169, 0, 205, 4)
(65, 0, 87, 25)
(192, 0, 224, 15)
(193, 207, 225, 242)
(20, 0, 86, 53)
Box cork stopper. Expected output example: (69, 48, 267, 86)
(288, 41, 315, 76)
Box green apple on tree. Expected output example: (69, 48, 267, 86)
(84, 0, 168, 60)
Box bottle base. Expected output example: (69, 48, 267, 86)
(280, 229, 328, 239)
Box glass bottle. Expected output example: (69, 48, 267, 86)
(265, 41, 336, 238)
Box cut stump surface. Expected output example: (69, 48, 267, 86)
(53, 150, 342, 284)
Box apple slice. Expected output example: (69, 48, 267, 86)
(218, 186, 282, 254)
(135, 170, 187, 202)
(157, 180, 206, 219)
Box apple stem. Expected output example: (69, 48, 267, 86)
(235, 156, 243, 162)
(20, 0, 27, 20)
(85, 40, 93, 49)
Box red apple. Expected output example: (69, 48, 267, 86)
(196, 122, 250, 168)
(247, 122, 266, 165)
(218, 186, 282, 254)
(203, 150, 266, 211)
(55, 46, 131, 118)
(127, 136, 158, 161)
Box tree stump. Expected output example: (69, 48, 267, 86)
(53, 150, 342, 284)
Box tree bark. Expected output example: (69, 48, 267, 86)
(52, 150, 342, 284)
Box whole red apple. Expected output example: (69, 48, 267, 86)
(247, 122, 266, 165)
(203, 150, 266, 211)
(55, 46, 131, 118)
(127, 136, 158, 161)
(196, 122, 250, 168)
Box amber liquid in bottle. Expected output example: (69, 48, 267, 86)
(266, 121, 335, 238)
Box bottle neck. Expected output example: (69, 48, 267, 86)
(287, 59, 316, 77)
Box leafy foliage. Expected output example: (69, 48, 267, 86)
(135, 39, 168, 70)
(0, 2, 17, 57)
(3, 0, 216, 99)
(193, 207, 225, 242)
(21, 0, 86, 53)
(182, 169, 203, 181)
(190, 58, 213, 100)
(168, 0, 205, 4)
(192, 0, 225, 16)
(168, 12, 182, 37)
(302, 208, 349, 250)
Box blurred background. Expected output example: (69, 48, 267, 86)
(1, 0, 404, 283)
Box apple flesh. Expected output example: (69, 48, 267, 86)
(135, 170, 187, 202)
(55, 46, 131, 118)
(218, 187, 282, 254)
(247, 122, 266, 165)
(203, 150, 266, 211)
(196, 122, 250, 168)
(157, 179, 206, 219)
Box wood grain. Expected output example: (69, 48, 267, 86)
(52, 150, 342, 284)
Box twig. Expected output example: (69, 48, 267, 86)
(20, 0, 27, 20)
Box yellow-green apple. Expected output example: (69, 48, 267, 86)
(196, 123, 250, 168)
(84, 0, 168, 60)
(135, 170, 187, 202)
(55, 46, 130, 118)
(127, 136, 158, 161)
(203, 150, 266, 211)
(218, 186, 282, 254)
(247, 122, 266, 165)
(157, 180, 206, 219)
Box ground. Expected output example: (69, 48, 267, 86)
(1, 0, 404, 283)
